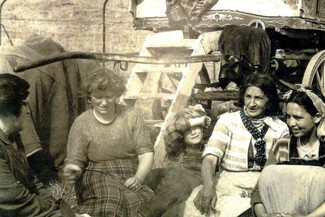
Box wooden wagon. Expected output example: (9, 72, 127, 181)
(125, 0, 325, 167)
(14, 0, 325, 168)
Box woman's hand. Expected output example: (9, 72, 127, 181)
(193, 188, 217, 215)
(127, 152, 153, 191)
(203, 116, 212, 128)
(124, 176, 142, 190)
(189, 116, 212, 128)
(62, 163, 82, 184)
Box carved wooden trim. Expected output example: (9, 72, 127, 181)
(133, 10, 325, 33)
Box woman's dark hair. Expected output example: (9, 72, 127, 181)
(287, 90, 319, 116)
(239, 73, 280, 116)
(81, 67, 126, 97)
(0, 73, 30, 117)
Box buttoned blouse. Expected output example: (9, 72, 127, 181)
(202, 111, 289, 171)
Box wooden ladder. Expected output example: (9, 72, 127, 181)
(121, 30, 220, 168)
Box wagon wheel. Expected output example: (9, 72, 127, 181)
(301, 50, 325, 97)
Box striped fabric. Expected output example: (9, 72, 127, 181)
(74, 159, 154, 217)
(203, 111, 289, 171)
(271, 137, 291, 163)
(268, 136, 325, 166)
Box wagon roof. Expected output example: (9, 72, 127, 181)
(130, 0, 325, 32)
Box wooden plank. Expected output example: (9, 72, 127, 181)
(135, 64, 187, 73)
(144, 30, 184, 45)
(122, 34, 154, 102)
(153, 33, 210, 168)
(194, 90, 239, 101)
(123, 72, 146, 95)
(146, 39, 197, 49)
(133, 70, 163, 119)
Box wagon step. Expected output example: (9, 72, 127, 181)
(120, 30, 221, 168)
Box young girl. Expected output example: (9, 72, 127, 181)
(138, 104, 211, 217)
(252, 89, 325, 217)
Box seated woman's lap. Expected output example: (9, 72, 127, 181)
(259, 165, 325, 215)
(75, 170, 154, 216)
(184, 170, 260, 217)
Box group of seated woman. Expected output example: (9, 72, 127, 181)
(0, 67, 324, 217)
(184, 76, 325, 217)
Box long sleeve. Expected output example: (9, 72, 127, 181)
(0, 147, 62, 217)
(164, 117, 191, 157)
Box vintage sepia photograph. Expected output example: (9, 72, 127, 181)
(0, 0, 324, 216)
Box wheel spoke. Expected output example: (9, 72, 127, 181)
(302, 50, 325, 98)
(319, 62, 325, 95)
(316, 70, 321, 88)
(316, 62, 325, 96)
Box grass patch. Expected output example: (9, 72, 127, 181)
(47, 181, 78, 208)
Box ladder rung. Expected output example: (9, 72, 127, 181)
(146, 39, 197, 50)
(134, 64, 187, 73)
(123, 93, 175, 100)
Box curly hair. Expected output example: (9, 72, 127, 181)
(81, 68, 126, 97)
(174, 104, 207, 123)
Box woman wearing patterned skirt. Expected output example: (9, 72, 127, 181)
(63, 68, 154, 217)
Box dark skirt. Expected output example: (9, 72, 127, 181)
(75, 158, 154, 217)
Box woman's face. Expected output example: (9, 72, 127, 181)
(91, 90, 117, 115)
(286, 102, 317, 138)
(183, 126, 203, 145)
(244, 86, 269, 118)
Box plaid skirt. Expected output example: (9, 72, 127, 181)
(74, 158, 154, 217)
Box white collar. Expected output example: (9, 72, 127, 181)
(297, 138, 320, 160)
